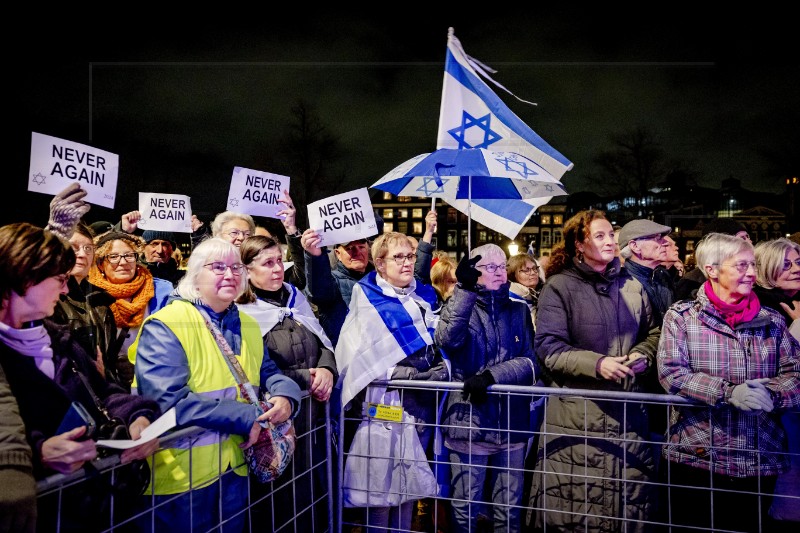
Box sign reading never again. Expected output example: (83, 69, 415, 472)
(307, 188, 377, 247)
(28, 132, 120, 209)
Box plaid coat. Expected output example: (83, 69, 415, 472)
(657, 286, 800, 477)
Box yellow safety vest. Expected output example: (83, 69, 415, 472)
(129, 300, 263, 495)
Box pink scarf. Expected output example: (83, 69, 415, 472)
(703, 281, 761, 328)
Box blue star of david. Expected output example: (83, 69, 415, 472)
(229, 198, 239, 208)
(32, 172, 47, 185)
(416, 176, 449, 196)
(447, 111, 502, 149)
(495, 155, 540, 179)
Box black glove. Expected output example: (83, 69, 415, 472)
(456, 254, 482, 291)
(463, 371, 495, 404)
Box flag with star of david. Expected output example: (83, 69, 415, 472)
(437, 29, 573, 178)
(436, 28, 573, 240)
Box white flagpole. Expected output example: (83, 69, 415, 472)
(467, 176, 472, 255)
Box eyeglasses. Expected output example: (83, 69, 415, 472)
(636, 234, 667, 243)
(519, 267, 539, 275)
(476, 263, 507, 274)
(387, 253, 417, 265)
(717, 260, 757, 273)
(226, 230, 252, 240)
(783, 259, 800, 270)
(71, 244, 95, 254)
(204, 262, 246, 276)
(105, 252, 138, 264)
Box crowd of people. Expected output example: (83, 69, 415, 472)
(0, 182, 798, 533)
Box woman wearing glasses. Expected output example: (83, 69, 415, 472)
(0, 223, 160, 532)
(337, 232, 448, 532)
(88, 231, 172, 391)
(129, 237, 301, 532)
(526, 210, 660, 533)
(657, 232, 800, 532)
(754, 237, 800, 341)
(436, 243, 537, 532)
(507, 253, 544, 331)
(754, 239, 800, 530)
(50, 222, 119, 384)
(236, 235, 336, 530)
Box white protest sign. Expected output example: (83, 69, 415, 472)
(227, 167, 290, 218)
(97, 407, 176, 450)
(28, 132, 119, 209)
(137, 192, 193, 233)
(307, 188, 377, 247)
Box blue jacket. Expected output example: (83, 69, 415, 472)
(435, 282, 537, 445)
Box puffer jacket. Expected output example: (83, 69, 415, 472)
(435, 282, 537, 446)
(658, 287, 800, 477)
(527, 257, 660, 533)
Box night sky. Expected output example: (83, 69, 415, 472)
(10, 11, 798, 228)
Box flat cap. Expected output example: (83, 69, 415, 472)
(618, 219, 672, 247)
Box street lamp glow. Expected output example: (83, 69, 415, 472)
(508, 241, 519, 256)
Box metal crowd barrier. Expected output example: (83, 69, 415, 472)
(35, 393, 334, 532)
(35, 383, 798, 532)
(337, 380, 800, 533)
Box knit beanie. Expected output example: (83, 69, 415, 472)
(141, 230, 177, 248)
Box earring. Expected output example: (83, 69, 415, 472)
(577, 250, 584, 263)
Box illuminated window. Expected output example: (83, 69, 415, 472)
(478, 231, 487, 243)
(382, 209, 394, 219)
(384, 222, 394, 232)
(447, 230, 457, 247)
(397, 222, 408, 234)
(554, 229, 563, 244)
(541, 229, 552, 247)
(541, 215, 551, 225)
(412, 222, 423, 234)
(382, 192, 393, 200)
(412, 208, 423, 218)
(553, 215, 563, 225)
(398, 209, 408, 219)
(398, 196, 412, 203)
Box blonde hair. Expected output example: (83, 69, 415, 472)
(371, 232, 413, 262)
(755, 238, 800, 288)
(430, 256, 457, 301)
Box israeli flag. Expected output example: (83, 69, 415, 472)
(334, 272, 438, 409)
(436, 28, 573, 239)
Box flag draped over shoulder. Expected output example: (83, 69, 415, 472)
(335, 272, 439, 409)
(436, 28, 573, 239)
(238, 283, 333, 351)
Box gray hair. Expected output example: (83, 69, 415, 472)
(694, 232, 754, 280)
(755, 238, 800, 289)
(210, 211, 256, 237)
(620, 245, 633, 259)
(471, 243, 506, 262)
(176, 237, 248, 300)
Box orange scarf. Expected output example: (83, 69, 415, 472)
(89, 266, 155, 328)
